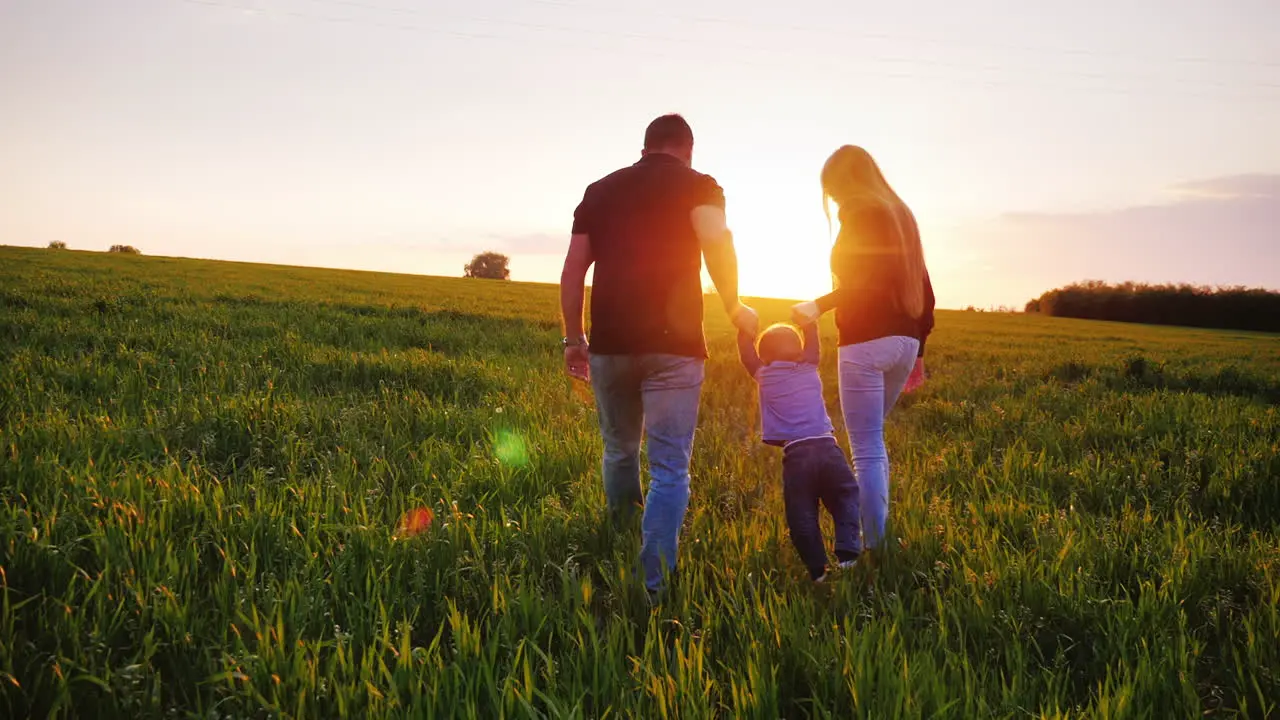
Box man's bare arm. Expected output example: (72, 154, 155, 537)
(692, 205, 742, 314)
(560, 233, 594, 339)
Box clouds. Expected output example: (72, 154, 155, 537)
(1167, 174, 1280, 200)
(946, 173, 1280, 306)
(474, 232, 567, 255)
(934, 173, 1280, 309)
(301, 231, 568, 257)
(368, 232, 565, 256)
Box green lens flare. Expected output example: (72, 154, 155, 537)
(493, 429, 529, 467)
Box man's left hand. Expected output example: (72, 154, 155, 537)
(729, 302, 760, 336)
(565, 343, 591, 382)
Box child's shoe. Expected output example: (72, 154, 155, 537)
(836, 551, 860, 571)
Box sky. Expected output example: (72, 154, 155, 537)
(1, 0, 1278, 308)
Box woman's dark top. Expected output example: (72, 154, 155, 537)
(814, 202, 935, 356)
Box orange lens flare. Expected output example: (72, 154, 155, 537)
(397, 507, 434, 537)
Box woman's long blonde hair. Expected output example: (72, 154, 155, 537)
(820, 145, 926, 318)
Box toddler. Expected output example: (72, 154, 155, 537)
(737, 321, 862, 581)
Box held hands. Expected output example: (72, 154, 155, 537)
(790, 301, 820, 326)
(728, 301, 760, 336)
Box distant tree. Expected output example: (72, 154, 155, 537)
(108, 245, 141, 255)
(47, 241, 67, 250)
(464, 251, 510, 280)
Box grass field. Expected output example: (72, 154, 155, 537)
(2, 244, 1279, 719)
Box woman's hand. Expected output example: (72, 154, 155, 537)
(791, 301, 820, 326)
(903, 357, 925, 393)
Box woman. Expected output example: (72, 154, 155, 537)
(791, 145, 934, 551)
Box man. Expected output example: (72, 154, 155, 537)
(559, 113, 758, 597)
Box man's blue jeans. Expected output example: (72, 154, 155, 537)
(590, 353, 704, 593)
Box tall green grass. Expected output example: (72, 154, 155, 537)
(2, 246, 1278, 718)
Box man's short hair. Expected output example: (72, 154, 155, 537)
(644, 114, 694, 151)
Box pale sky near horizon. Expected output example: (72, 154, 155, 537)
(2, 0, 1278, 307)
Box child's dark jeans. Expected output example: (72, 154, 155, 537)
(782, 436, 862, 579)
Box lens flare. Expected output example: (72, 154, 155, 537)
(397, 507, 434, 538)
(493, 429, 530, 467)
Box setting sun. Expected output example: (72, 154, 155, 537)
(707, 144, 961, 303)
(709, 160, 834, 301)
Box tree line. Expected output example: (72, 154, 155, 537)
(45, 242, 140, 254)
(1026, 281, 1280, 332)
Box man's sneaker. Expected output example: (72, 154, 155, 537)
(814, 572, 828, 584)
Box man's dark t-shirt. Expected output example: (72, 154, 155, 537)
(572, 153, 724, 358)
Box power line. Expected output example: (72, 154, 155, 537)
(523, 0, 1280, 71)
(177, 0, 1280, 102)
(280, 0, 1280, 91)
(180, 0, 515, 43)
(286, 0, 1280, 72)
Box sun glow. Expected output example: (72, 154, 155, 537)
(709, 146, 958, 305)
(732, 213, 833, 302)
(714, 162, 835, 302)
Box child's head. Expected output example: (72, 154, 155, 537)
(757, 323, 805, 364)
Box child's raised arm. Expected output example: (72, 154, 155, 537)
(801, 321, 821, 365)
(736, 328, 762, 377)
